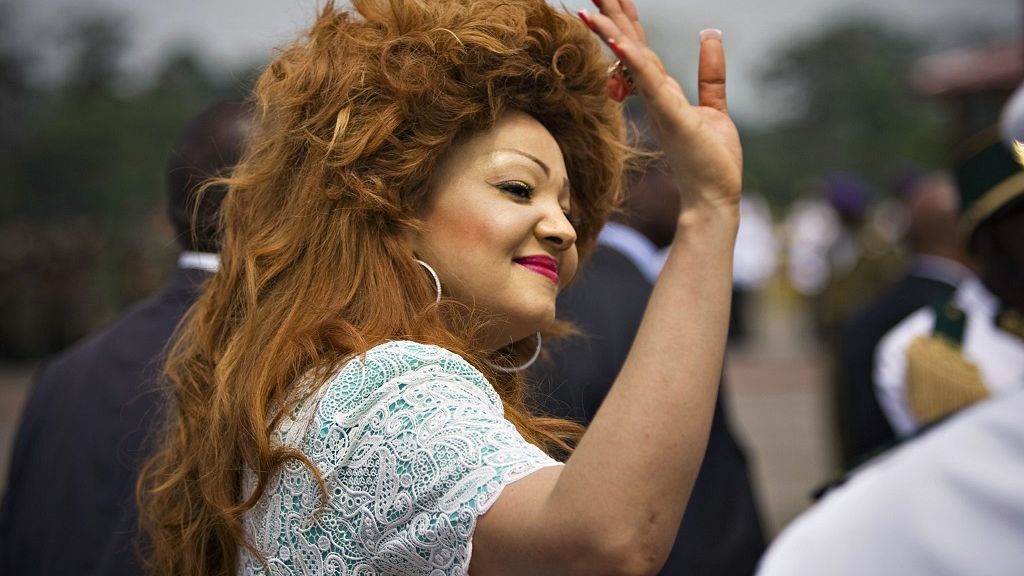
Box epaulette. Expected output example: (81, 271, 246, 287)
(815, 300, 996, 499)
(905, 298, 988, 426)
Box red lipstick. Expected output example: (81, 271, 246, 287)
(514, 255, 559, 284)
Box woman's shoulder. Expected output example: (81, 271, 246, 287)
(351, 340, 483, 378)
(252, 345, 556, 576)
(336, 340, 487, 392)
(316, 340, 501, 425)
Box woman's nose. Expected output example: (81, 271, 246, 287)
(537, 203, 577, 249)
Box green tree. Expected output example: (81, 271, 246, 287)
(0, 8, 253, 358)
(745, 16, 948, 209)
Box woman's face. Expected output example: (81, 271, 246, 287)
(410, 111, 578, 350)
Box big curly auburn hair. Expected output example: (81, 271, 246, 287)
(138, 1, 629, 574)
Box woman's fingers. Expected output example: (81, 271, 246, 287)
(697, 29, 728, 114)
(580, 7, 742, 210)
(592, 0, 643, 44)
(578, 10, 682, 103)
(615, 0, 639, 21)
(634, 20, 648, 46)
(580, 8, 730, 119)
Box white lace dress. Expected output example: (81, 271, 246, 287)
(238, 341, 560, 575)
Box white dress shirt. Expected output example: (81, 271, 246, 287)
(597, 221, 665, 283)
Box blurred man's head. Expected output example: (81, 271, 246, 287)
(901, 172, 965, 261)
(623, 161, 682, 249)
(620, 107, 681, 249)
(166, 100, 252, 253)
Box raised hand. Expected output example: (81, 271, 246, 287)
(578, 0, 742, 218)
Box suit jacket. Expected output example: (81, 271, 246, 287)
(836, 265, 961, 469)
(0, 266, 207, 576)
(532, 245, 766, 576)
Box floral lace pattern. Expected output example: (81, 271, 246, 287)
(239, 341, 559, 575)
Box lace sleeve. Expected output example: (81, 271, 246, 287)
(240, 341, 559, 576)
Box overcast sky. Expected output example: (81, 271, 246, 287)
(17, 0, 1020, 124)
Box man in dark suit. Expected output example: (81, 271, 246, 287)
(835, 172, 971, 469)
(533, 133, 766, 576)
(0, 100, 251, 576)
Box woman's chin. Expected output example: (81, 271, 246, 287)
(480, 309, 554, 351)
(520, 305, 556, 336)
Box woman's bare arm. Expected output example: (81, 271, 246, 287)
(471, 1, 742, 574)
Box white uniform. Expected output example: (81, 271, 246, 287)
(874, 275, 1024, 436)
(756, 387, 1024, 576)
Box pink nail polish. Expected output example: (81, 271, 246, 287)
(577, 9, 594, 29)
(607, 37, 626, 60)
(592, 0, 602, 7)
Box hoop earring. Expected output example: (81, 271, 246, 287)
(485, 332, 542, 373)
(415, 259, 442, 303)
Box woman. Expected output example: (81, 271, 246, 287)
(138, 0, 741, 574)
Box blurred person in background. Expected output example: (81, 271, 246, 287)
(785, 175, 904, 345)
(835, 171, 971, 469)
(784, 191, 841, 300)
(757, 385, 1024, 576)
(0, 100, 251, 576)
(756, 93, 1024, 576)
(730, 191, 778, 345)
(532, 109, 765, 576)
(875, 130, 1024, 439)
(793, 174, 903, 468)
(816, 174, 904, 344)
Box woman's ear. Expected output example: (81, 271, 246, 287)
(403, 184, 435, 257)
(402, 216, 426, 259)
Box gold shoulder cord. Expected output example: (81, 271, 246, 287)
(905, 334, 989, 425)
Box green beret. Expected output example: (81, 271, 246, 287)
(954, 129, 1024, 240)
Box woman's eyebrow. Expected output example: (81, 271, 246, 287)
(494, 148, 550, 177)
(494, 148, 570, 194)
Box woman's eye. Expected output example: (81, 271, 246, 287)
(497, 181, 533, 200)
